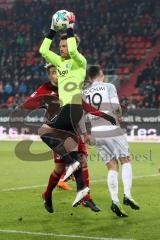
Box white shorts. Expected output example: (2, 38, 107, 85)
(95, 134, 130, 164)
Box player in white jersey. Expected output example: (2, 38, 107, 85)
(83, 65, 140, 217)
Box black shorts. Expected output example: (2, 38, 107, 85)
(47, 104, 83, 133)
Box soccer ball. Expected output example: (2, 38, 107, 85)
(52, 10, 69, 31)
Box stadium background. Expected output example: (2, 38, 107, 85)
(0, 0, 160, 141)
(0, 1, 160, 240)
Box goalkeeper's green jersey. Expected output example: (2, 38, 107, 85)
(39, 37, 87, 106)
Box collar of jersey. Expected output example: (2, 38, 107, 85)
(91, 80, 103, 85)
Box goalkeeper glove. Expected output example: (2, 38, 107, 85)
(66, 12, 75, 29)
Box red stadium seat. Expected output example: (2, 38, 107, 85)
(127, 55, 133, 60)
(137, 36, 143, 42)
(127, 49, 133, 55)
(139, 48, 145, 54)
(133, 88, 139, 94)
(125, 43, 131, 48)
(135, 55, 141, 60)
(116, 68, 123, 74)
(124, 36, 129, 42)
(145, 42, 152, 48)
(123, 67, 130, 74)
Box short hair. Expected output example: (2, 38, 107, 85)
(88, 65, 102, 79)
(44, 64, 56, 74)
(60, 33, 80, 46)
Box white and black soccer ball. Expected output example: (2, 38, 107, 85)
(52, 10, 69, 31)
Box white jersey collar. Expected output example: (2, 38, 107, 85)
(91, 80, 103, 85)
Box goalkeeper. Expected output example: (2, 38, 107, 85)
(39, 12, 89, 206)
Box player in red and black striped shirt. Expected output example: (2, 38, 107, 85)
(21, 64, 101, 213)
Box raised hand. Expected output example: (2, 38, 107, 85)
(66, 12, 75, 29)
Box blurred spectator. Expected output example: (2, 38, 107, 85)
(4, 82, 13, 95)
(0, 0, 160, 108)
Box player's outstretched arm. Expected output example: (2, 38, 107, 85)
(39, 16, 61, 66)
(66, 13, 86, 67)
(82, 100, 116, 125)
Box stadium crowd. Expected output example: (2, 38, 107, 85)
(0, 0, 160, 108)
(121, 54, 160, 109)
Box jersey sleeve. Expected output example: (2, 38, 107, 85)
(22, 96, 45, 109)
(21, 83, 58, 110)
(39, 38, 61, 67)
(67, 37, 86, 67)
(82, 99, 104, 116)
(82, 99, 116, 125)
(109, 84, 122, 116)
(109, 84, 120, 104)
(21, 85, 45, 109)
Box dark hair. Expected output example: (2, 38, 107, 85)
(88, 65, 102, 79)
(60, 33, 80, 46)
(46, 65, 56, 74)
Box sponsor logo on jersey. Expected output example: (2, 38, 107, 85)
(57, 69, 68, 77)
